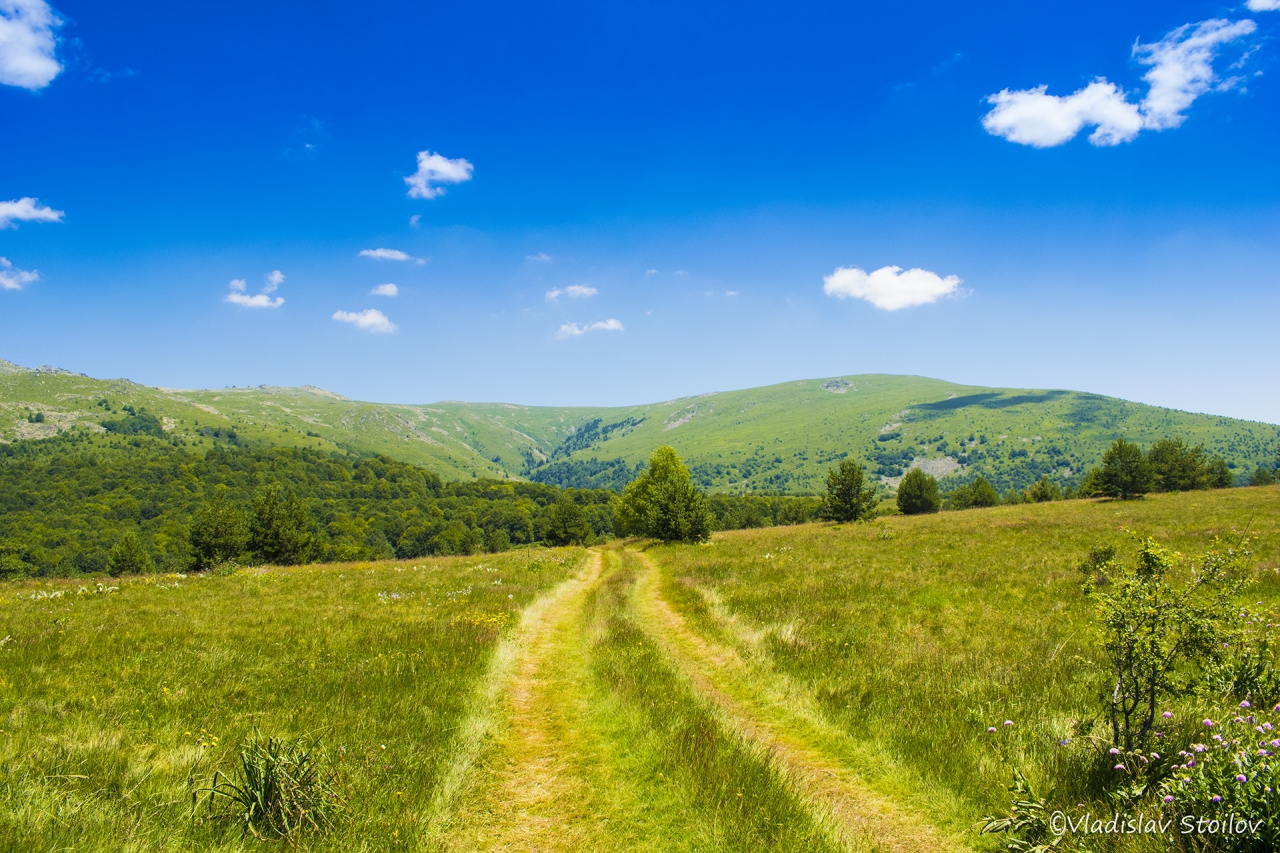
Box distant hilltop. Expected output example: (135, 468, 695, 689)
(1, 359, 1276, 494)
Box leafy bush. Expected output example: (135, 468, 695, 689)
(1080, 536, 1247, 750)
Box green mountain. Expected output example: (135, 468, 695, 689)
(2, 361, 1276, 494)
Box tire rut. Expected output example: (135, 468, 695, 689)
(630, 548, 973, 853)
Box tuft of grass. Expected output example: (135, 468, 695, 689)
(196, 733, 341, 839)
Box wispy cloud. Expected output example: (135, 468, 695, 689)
(0, 197, 63, 228)
(645, 269, 659, 275)
(545, 284, 597, 301)
(359, 247, 424, 264)
(526, 252, 552, 261)
(983, 18, 1258, 147)
(370, 283, 398, 296)
(0, 257, 39, 290)
(1246, 0, 1280, 11)
(823, 265, 962, 311)
(409, 214, 421, 228)
(0, 0, 62, 90)
(405, 150, 473, 199)
(556, 318, 623, 338)
(333, 308, 397, 334)
(224, 273, 284, 308)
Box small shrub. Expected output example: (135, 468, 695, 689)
(197, 733, 342, 840)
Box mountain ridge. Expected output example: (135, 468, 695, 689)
(1, 359, 1276, 493)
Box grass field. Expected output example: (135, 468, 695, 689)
(647, 484, 1280, 850)
(0, 549, 583, 850)
(3, 486, 1278, 850)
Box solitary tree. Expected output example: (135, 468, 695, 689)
(189, 485, 247, 569)
(897, 468, 941, 515)
(247, 485, 316, 565)
(1095, 439, 1152, 500)
(616, 446, 712, 542)
(107, 530, 155, 576)
(820, 459, 877, 523)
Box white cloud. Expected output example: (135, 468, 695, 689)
(823, 265, 962, 311)
(546, 284, 597, 301)
(645, 269, 659, 275)
(1136, 19, 1257, 130)
(333, 308, 397, 334)
(404, 150, 473, 199)
(983, 18, 1257, 147)
(359, 247, 424, 263)
(226, 292, 284, 308)
(224, 274, 284, 308)
(725, 290, 739, 297)
(556, 318, 624, 338)
(983, 81, 1143, 147)
(1246, 0, 1280, 11)
(409, 214, 421, 227)
(0, 0, 62, 90)
(370, 283, 398, 296)
(0, 256, 38, 290)
(0, 196, 63, 228)
(263, 270, 284, 293)
(526, 252, 552, 261)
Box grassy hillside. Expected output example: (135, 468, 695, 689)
(3, 360, 1276, 493)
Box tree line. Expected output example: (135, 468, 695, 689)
(0, 432, 820, 578)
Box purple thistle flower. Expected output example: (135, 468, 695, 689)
(1242, 701, 1252, 709)
(1115, 764, 1126, 771)
(1212, 795, 1223, 803)
(1237, 774, 1248, 783)
(1163, 711, 1174, 719)
(1163, 795, 1174, 803)
(1204, 719, 1216, 727)
(1110, 747, 1120, 755)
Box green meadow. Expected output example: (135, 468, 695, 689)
(2, 485, 1279, 850)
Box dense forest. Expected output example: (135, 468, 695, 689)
(0, 428, 822, 578)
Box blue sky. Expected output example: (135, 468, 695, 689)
(2, 1, 1278, 422)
